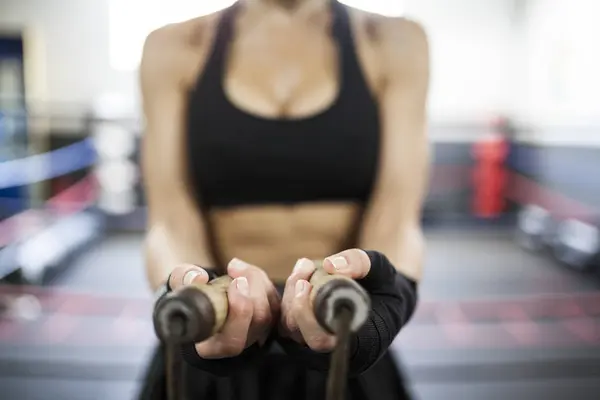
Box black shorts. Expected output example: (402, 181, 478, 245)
(137, 343, 412, 400)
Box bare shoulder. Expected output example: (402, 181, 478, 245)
(140, 12, 222, 87)
(379, 16, 429, 77)
(350, 8, 428, 70)
(375, 15, 428, 49)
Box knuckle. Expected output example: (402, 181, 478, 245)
(256, 269, 269, 283)
(307, 335, 333, 352)
(292, 291, 307, 307)
(231, 295, 252, 314)
(290, 300, 303, 316)
(253, 308, 272, 326)
(285, 273, 297, 286)
(279, 300, 289, 315)
(222, 340, 245, 357)
(284, 314, 297, 331)
(242, 265, 257, 277)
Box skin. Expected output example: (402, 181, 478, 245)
(140, 0, 430, 358)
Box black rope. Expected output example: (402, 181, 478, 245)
(326, 305, 353, 400)
(157, 272, 360, 400)
(165, 343, 184, 400)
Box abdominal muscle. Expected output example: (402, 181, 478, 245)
(208, 202, 363, 283)
(183, 8, 380, 283)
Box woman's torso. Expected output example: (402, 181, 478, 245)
(179, 1, 385, 282)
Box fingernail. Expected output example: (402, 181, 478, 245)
(236, 277, 249, 296)
(182, 269, 202, 286)
(293, 258, 308, 274)
(328, 256, 348, 270)
(230, 258, 247, 272)
(295, 280, 306, 297)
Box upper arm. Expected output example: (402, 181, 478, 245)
(140, 27, 199, 226)
(358, 18, 430, 275)
(371, 18, 431, 227)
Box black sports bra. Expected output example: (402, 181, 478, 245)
(186, 0, 380, 208)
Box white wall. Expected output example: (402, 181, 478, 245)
(406, 0, 520, 126)
(521, 0, 600, 126)
(514, 0, 600, 146)
(0, 0, 520, 130)
(0, 0, 138, 115)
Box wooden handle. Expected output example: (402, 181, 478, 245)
(309, 262, 355, 301)
(309, 260, 371, 334)
(190, 275, 232, 336)
(153, 275, 233, 344)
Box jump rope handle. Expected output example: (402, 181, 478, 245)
(152, 264, 370, 400)
(153, 262, 371, 341)
(309, 260, 371, 334)
(310, 261, 371, 400)
(153, 275, 233, 344)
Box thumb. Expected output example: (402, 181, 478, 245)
(322, 249, 371, 279)
(169, 264, 210, 290)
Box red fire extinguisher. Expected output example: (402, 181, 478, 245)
(472, 117, 510, 218)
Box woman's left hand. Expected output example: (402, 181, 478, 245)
(279, 249, 372, 352)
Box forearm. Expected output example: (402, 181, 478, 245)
(144, 222, 216, 290)
(358, 215, 425, 282)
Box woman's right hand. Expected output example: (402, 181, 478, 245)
(168, 259, 280, 359)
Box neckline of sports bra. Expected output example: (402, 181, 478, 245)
(208, 0, 352, 125)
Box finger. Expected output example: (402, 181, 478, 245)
(226, 257, 264, 279)
(266, 284, 281, 317)
(168, 264, 210, 291)
(281, 259, 315, 329)
(292, 279, 335, 352)
(227, 258, 281, 323)
(322, 249, 371, 279)
(285, 258, 316, 295)
(227, 258, 273, 322)
(251, 285, 274, 346)
(251, 280, 273, 328)
(198, 277, 253, 358)
(227, 258, 267, 295)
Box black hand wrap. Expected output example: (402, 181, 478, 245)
(176, 267, 270, 377)
(278, 250, 418, 377)
(182, 340, 268, 377)
(349, 250, 418, 375)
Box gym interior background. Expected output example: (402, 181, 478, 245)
(1, 0, 599, 399)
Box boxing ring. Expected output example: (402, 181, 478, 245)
(0, 139, 104, 284)
(0, 116, 599, 399)
(0, 108, 142, 284)
(0, 233, 599, 400)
